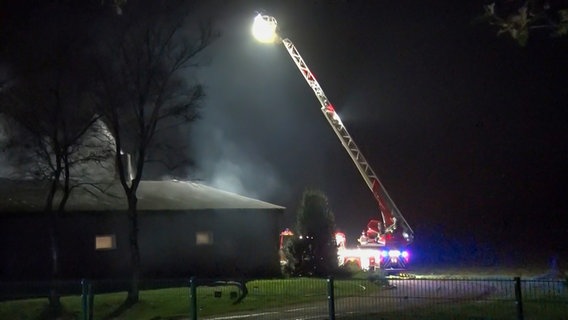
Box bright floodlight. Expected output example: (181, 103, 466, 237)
(252, 14, 278, 43)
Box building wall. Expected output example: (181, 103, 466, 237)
(138, 210, 282, 278)
(0, 209, 282, 281)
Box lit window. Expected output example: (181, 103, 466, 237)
(196, 232, 213, 245)
(95, 234, 116, 250)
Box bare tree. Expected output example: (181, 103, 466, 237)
(93, 0, 217, 305)
(0, 83, 114, 316)
(0, 1, 114, 315)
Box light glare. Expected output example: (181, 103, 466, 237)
(388, 250, 401, 258)
(252, 14, 277, 43)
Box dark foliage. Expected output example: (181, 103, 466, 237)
(283, 190, 338, 277)
(482, 0, 568, 45)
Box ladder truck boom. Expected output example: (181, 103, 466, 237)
(281, 38, 413, 247)
(252, 14, 413, 248)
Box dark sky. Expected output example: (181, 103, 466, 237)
(188, 0, 568, 257)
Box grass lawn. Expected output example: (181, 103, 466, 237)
(0, 269, 565, 320)
(0, 278, 387, 320)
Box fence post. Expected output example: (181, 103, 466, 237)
(88, 281, 94, 320)
(81, 279, 88, 320)
(514, 276, 524, 320)
(189, 277, 197, 320)
(327, 277, 336, 320)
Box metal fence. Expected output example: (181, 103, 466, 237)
(0, 276, 566, 320)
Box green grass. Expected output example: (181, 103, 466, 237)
(196, 278, 387, 317)
(0, 297, 63, 320)
(0, 275, 566, 320)
(0, 278, 387, 319)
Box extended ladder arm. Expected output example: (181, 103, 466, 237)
(281, 38, 414, 245)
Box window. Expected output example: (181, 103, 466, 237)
(196, 231, 213, 245)
(95, 234, 116, 250)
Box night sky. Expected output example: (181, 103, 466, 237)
(1, 0, 566, 265)
(188, 0, 568, 262)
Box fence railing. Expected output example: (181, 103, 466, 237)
(0, 276, 566, 320)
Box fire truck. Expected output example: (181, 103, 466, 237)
(255, 14, 414, 272)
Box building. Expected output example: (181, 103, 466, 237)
(0, 179, 284, 280)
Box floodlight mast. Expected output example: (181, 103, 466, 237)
(253, 14, 414, 247)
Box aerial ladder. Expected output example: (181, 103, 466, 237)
(253, 14, 414, 251)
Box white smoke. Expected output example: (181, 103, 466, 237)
(0, 114, 35, 179)
(196, 126, 285, 201)
(69, 118, 116, 182)
(0, 115, 116, 182)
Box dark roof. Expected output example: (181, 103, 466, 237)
(0, 179, 285, 212)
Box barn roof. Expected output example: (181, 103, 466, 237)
(0, 179, 285, 212)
